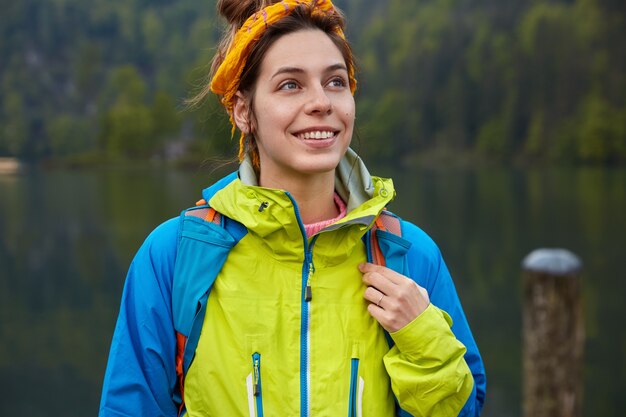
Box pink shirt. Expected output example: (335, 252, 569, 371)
(303, 193, 347, 238)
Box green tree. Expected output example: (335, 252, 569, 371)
(103, 103, 154, 158)
(1, 0, 624, 163)
(47, 115, 93, 157)
(524, 111, 545, 158)
(100, 66, 155, 157)
(141, 9, 163, 54)
(476, 116, 510, 157)
(151, 91, 182, 145)
(0, 92, 28, 156)
(577, 94, 626, 163)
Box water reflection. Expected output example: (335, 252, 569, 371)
(0, 165, 624, 416)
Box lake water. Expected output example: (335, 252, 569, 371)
(0, 163, 624, 416)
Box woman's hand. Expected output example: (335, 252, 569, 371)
(359, 262, 430, 333)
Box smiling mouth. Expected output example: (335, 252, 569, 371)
(295, 130, 338, 140)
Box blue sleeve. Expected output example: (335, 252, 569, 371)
(99, 218, 180, 417)
(401, 221, 487, 416)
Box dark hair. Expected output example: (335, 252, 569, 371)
(190, 0, 356, 165)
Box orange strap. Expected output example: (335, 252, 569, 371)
(192, 199, 220, 224)
(175, 332, 187, 416)
(370, 217, 386, 266)
(204, 208, 216, 223)
(176, 201, 221, 415)
(370, 212, 402, 267)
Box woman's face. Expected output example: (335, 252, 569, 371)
(240, 29, 355, 183)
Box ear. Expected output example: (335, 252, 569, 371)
(232, 91, 250, 134)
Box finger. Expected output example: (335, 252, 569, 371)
(359, 262, 406, 285)
(362, 270, 397, 296)
(363, 286, 386, 307)
(366, 303, 392, 331)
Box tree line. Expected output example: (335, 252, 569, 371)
(1, 0, 624, 164)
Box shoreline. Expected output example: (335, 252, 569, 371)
(0, 157, 21, 174)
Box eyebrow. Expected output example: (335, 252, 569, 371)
(270, 63, 348, 80)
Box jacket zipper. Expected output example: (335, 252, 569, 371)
(305, 261, 314, 302)
(300, 248, 316, 417)
(252, 352, 264, 417)
(286, 192, 317, 417)
(348, 358, 359, 417)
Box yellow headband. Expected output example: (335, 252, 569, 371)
(210, 0, 357, 149)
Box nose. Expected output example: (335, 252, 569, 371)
(304, 85, 332, 115)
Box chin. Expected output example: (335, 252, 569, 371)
(296, 155, 344, 175)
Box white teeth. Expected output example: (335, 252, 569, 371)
(299, 131, 335, 140)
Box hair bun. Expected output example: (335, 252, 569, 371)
(217, 0, 277, 27)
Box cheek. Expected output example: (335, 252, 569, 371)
(343, 108, 356, 131)
(341, 97, 356, 121)
(255, 97, 293, 126)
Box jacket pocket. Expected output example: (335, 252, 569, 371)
(348, 358, 364, 417)
(246, 352, 264, 417)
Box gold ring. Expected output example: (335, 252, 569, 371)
(377, 294, 384, 307)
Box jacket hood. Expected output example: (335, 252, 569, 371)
(237, 147, 390, 213)
(205, 148, 395, 265)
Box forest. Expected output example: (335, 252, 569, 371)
(1, 0, 624, 164)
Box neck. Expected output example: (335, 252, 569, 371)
(259, 170, 338, 224)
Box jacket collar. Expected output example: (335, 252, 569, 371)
(205, 149, 395, 263)
(236, 148, 389, 213)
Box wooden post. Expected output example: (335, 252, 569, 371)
(522, 248, 584, 417)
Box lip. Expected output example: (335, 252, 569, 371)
(291, 127, 340, 149)
(300, 135, 337, 149)
(292, 126, 340, 136)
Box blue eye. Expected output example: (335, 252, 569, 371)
(279, 81, 298, 90)
(328, 77, 347, 88)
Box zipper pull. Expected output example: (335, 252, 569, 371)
(305, 262, 314, 302)
(253, 353, 261, 396)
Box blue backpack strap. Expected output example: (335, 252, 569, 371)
(365, 211, 414, 417)
(172, 201, 246, 414)
(368, 210, 402, 265)
(365, 211, 409, 350)
(366, 210, 409, 268)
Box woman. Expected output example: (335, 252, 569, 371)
(99, 1, 486, 416)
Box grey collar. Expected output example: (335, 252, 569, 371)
(238, 147, 375, 213)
